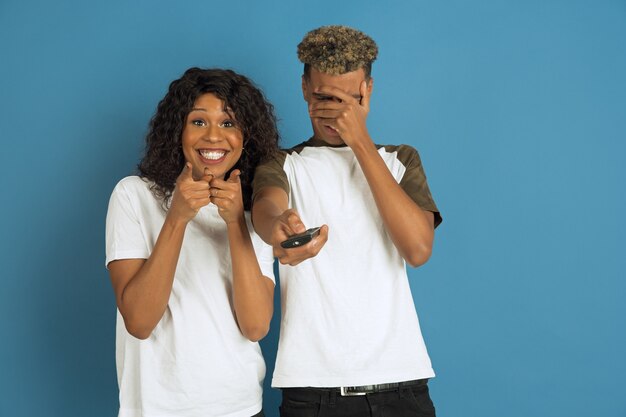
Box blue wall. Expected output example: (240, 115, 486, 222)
(1, 1, 624, 416)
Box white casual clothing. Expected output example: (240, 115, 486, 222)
(252, 138, 441, 388)
(105, 176, 275, 417)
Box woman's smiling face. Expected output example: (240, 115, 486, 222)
(181, 93, 243, 180)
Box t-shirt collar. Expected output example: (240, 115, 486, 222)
(305, 136, 349, 148)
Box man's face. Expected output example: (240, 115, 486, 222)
(302, 67, 372, 145)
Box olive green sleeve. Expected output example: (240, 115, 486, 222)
(251, 152, 289, 202)
(392, 145, 442, 228)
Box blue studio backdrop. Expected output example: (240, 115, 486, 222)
(1, 1, 624, 416)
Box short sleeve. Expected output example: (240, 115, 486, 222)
(105, 180, 150, 268)
(394, 145, 443, 228)
(251, 152, 289, 202)
(249, 227, 276, 284)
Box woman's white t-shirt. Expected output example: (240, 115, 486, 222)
(105, 176, 275, 417)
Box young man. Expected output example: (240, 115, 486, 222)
(252, 25, 442, 416)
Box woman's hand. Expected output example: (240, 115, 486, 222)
(210, 169, 244, 224)
(168, 163, 212, 224)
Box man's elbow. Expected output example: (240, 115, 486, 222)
(404, 244, 433, 268)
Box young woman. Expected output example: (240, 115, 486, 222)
(105, 68, 279, 417)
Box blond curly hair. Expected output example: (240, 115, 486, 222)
(297, 25, 378, 78)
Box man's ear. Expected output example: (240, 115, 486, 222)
(301, 75, 309, 101)
(367, 77, 374, 96)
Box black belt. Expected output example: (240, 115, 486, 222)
(283, 378, 429, 398)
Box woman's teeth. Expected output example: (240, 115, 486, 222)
(199, 150, 226, 160)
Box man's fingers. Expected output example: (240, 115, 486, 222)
(305, 224, 328, 255)
(310, 100, 344, 111)
(310, 109, 342, 119)
(275, 224, 329, 265)
(275, 250, 303, 266)
(286, 212, 306, 234)
(314, 82, 370, 109)
(317, 224, 329, 243)
(315, 86, 356, 103)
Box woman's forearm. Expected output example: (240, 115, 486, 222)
(227, 216, 274, 342)
(110, 215, 187, 339)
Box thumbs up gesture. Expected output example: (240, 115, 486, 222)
(168, 163, 213, 224)
(210, 169, 244, 224)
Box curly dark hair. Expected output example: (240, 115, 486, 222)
(298, 25, 378, 79)
(138, 67, 280, 210)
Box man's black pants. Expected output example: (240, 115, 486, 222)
(279, 380, 436, 417)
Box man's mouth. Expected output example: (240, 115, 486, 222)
(323, 125, 339, 136)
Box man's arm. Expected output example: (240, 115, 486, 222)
(310, 82, 435, 267)
(351, 143, 435, 267)
(251, 186, 289, 243)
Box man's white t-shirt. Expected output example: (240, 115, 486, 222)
(106, 176, 275, 417)
(253, 138, 442, 388)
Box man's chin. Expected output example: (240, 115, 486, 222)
(316, 136, 344, 146)
(313, 129, 344, 145)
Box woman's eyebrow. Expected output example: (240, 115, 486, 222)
(189, 107, 234, 117)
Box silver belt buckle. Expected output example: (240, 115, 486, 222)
(340, 386, 367, 396)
